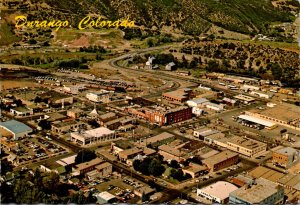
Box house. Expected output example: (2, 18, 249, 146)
(145, 57, 155, 69)
(165, 62, 176, 71)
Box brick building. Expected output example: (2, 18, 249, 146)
(202, 150, 239, 172)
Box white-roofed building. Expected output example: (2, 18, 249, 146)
(95, 191, 117, 204)
(56, 154, 77, 167)
(197, 181, 238, 203)
(238, 114, 277, 129)
(70, 127, 116, 146)
(186, 98, 209, 107)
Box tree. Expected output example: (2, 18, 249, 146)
(170, 169, 184, 180)
(38, 120, 51, 130)
(1, 159, 13, 175)
(142, 192, 150, 202)
(169, 160, 180, 169)
(75, 150, 97, 164)
(148, 159, 165, 176)
(270, 63, 283, 80)
(133, 159, 141, 171)
(28, 39, 37, 45)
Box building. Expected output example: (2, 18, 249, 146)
(111, 140, 135, 155)
(241, 84, 260, 92)
(192, 107, 204, 116)
(227, 136, 267, 157)
(234, 94, 255, 104)
(203, 132, 228, 148)
(245, 103, 300, 130)
(40, 91, 74, 105)
(197, 181, 238, 203)
(72, 158, 104, 175)
(182, 163, 208, 178)
(56, 154, 76, 167)
(272, 147, 299, 168)
(67, 108, 84, 119)
(0, 120, 33, 140)
(204, 102, 224, 112)
(147, 106, 193, 126)
(222, 97, 237, 106)
(165, 62, 176, 71)
(70, 127, 116, 146)
(162, 88, 193, 104)
(139, 132, 175, 148)
(118, 147, 143, 163)
(40, 161, 66, 175)
(202, 150, 239, 172)
(86, 162, 112, 179)
(193, 128, 220, 140)
(63, 85, 86, 95)
(10, 107, 33, 117)
(229, 178, 285, 204)
(51, 120, 85, 134)
(98, 112, 117, 124)
(95, 191, 117, 204)
(186, 98, 209, 107)
(134, 186, 155, 197)
(86, 90, 111, 103)
(238, 114, 277, 130)
(250, 91, 274, 99)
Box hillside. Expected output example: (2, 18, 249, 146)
(1, 0, 298, 36)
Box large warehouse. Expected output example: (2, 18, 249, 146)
(238, 114, 277, 130)
(0, 119, 33, 140)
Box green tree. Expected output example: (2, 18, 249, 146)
(75, 150, 97, 164)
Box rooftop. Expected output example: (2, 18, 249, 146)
(275, 147, 298, 156)
(187, 98, 209, 104)
(143, 132, 175, 145)
(203, 150, 238, 166)
(96, 191, 116, 201)
(85, 127, 114, 137)
(75, 158, 103, 171)
(0, 120, 32, 135)
(254, 103, 300, 122)
(52, 120, 83, 128)
(194, 127, 220, 137)
(228, 136, 267, 150)
(230, 178, 283, 204)
(56, 154, 76, 166)
(238, 114, 276, 127)
(199, 181, 238, 201)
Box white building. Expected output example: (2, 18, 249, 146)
(70, 127, 116, 146)
(10, 107, 33, 117)
(165, 62, 176, 71)
(186, 98, 209, 107)
(204, 102, 224, 111)
(192, 107, 204, 116)
(63, 85, 86, 95)
(197, 181, 238, 203)
(86, 90, 111, 103)
(250, 91, 273, 99)
(241, 84, 260, 91)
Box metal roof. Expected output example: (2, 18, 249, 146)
(0, 120, 32, 135)
(238, 115, 276, 127)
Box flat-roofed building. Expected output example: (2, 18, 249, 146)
(273, 147, 299, 168)
(229, 178, 285, 204)
(56, 154, 76, 167)
(197, 181, 238, 203)
(139, 132, 175, 148)
(238, 114, 277, 130)
(234, 94, 255, 104)
(95, 191, 117, 204)
(72, 158, 103, 175)
(246, 103, 300, 130)
(70, 127, 116, 146)
(86, 90, 111, 103)
(186, 98, 209, 108)
(51, 120, 85, 134)
(193, 128, 220, 140)
(162, 88, 193, 104)
(203, 132, 228, 148)
(119, 147, 143, 162)
(227, 136, 267, 157)
(202, 150, 239, 172)
(10, 106, 33, 116)
(182, 163, 208, 178)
